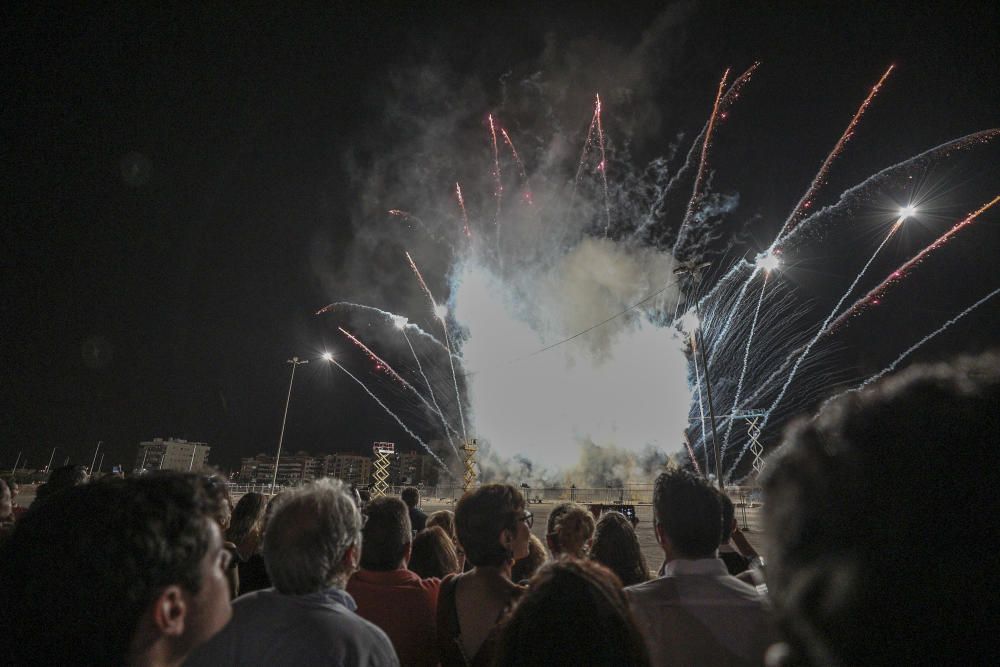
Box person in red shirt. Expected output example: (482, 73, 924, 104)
(347, 496, 441, 666)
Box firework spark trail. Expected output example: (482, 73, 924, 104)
(707, 266, 761, 367)
(691, 337, 709, 476)
(674, 68, 730, 254)
(500, 128, 528, 181)
(315, 301, 453, 355)
(405, 251, 437, 307)
(489, 114, 504, 225)
(705, 128, 997, 375)
(594, 94, 612, 236)
(439, 317, 468, 443)
(724, 220, 904, 483)
(827, 194, 1000, 333)
(684, 436, 702, 476)
(774, 64, 895, 245)
(405, 251, 470, 443)
(633, 62, 759, 243)
(455, 183, 471, 238)
(835, 286, 1000, 398)
(402, 326, 460, 456)
(338, 326, 461, 442)
(570, 96, 600, 206)
(730, 285, 1000, 487)
(327, 356, 453, 475)
(720, 271, 770, 455)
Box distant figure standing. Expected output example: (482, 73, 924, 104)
(401, 486, 427, 532)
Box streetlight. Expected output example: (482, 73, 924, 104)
(272, 356, 309, 494)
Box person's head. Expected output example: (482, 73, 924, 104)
(226, 492, 268, 546)
(0, 473, 231, 666)
(717, 490, 736, 545)
(409, 526, 460, 579)
(263, 478, 363, 594)
(455, 484, 530, 568)
(494, 559, 649, 666)
(360, 496, 412, 571)
(202, 475, 233, 532)
(34, 464, 89, 507)
(0, 478, 12, 520)
(427, 509, 464, 569)
(400, 486, 419, 508)
(510, 533, 548, 583)
(652, 468, 721, 561)
(4, 477, 19, 501)
(545, 502, 595, 558)
(426, 509, 456, 538)
(763, 352, 1000, 666)
(589, 511, 650, 587)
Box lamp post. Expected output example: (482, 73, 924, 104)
(89, 441, 102, 475)
(271, 356, 309, 494)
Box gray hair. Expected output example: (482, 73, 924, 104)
(263, 478, 363, 594)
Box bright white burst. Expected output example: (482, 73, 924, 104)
(755, 251, 781, 273)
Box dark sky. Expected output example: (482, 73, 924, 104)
(5, 2, 999, 472)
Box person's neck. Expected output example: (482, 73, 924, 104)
(473, 562, 513, 580)
(127, 635, 185, 667)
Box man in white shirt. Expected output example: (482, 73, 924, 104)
(626, 469, 773, 666)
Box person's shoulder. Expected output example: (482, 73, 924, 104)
(715, 573, 769, 605)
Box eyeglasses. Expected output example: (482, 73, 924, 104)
(518, 510, 534, 529)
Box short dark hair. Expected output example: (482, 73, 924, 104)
(0, 474, 214, 665)
(589, 511, 650, 587)
(33, 464, 89, 509)
(400, 486, 419, 507)
(361, 496, 412, 571)
(494, 559, 649, 666)
(408, 526, 459, 579)
(763, 352, 1000, 666)
(652, 468, 721, 558)
(455, 484, 525, 567)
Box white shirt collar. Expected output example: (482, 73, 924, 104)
(664, 557, 727, 577)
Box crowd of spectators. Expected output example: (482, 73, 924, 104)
(0, 351, 995, 665)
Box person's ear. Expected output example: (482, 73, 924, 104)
(151, 585, 187, 638)
(343, 542, 360, 572)
(500, 528, 514, 550)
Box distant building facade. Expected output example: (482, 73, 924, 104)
(238, 452, 321, 485)
(135, 438, 210, 473)
(323, 454, 374, 487)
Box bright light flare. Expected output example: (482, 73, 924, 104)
(434, 304, 449, 319)
(679, 310, 701, 335)
(392, 316, 408, 330)
(755, 251, 781, 273)
(321, 352, 333, 362)
(898, 205, 917, 219)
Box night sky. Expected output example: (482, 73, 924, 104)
(5, 2, 999, 473)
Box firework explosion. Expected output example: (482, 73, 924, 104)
(318, 63, 998, 486)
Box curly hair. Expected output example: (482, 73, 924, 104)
(589, 511, 649, 587)
(546, 502, 595, 558)
(0, 473, 214, 665)
(494, 559, 649, 666)
(455, 484, 525, 567)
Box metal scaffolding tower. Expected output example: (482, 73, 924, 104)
(461, 439, 478, 492)
(371, 442, 395, 498)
